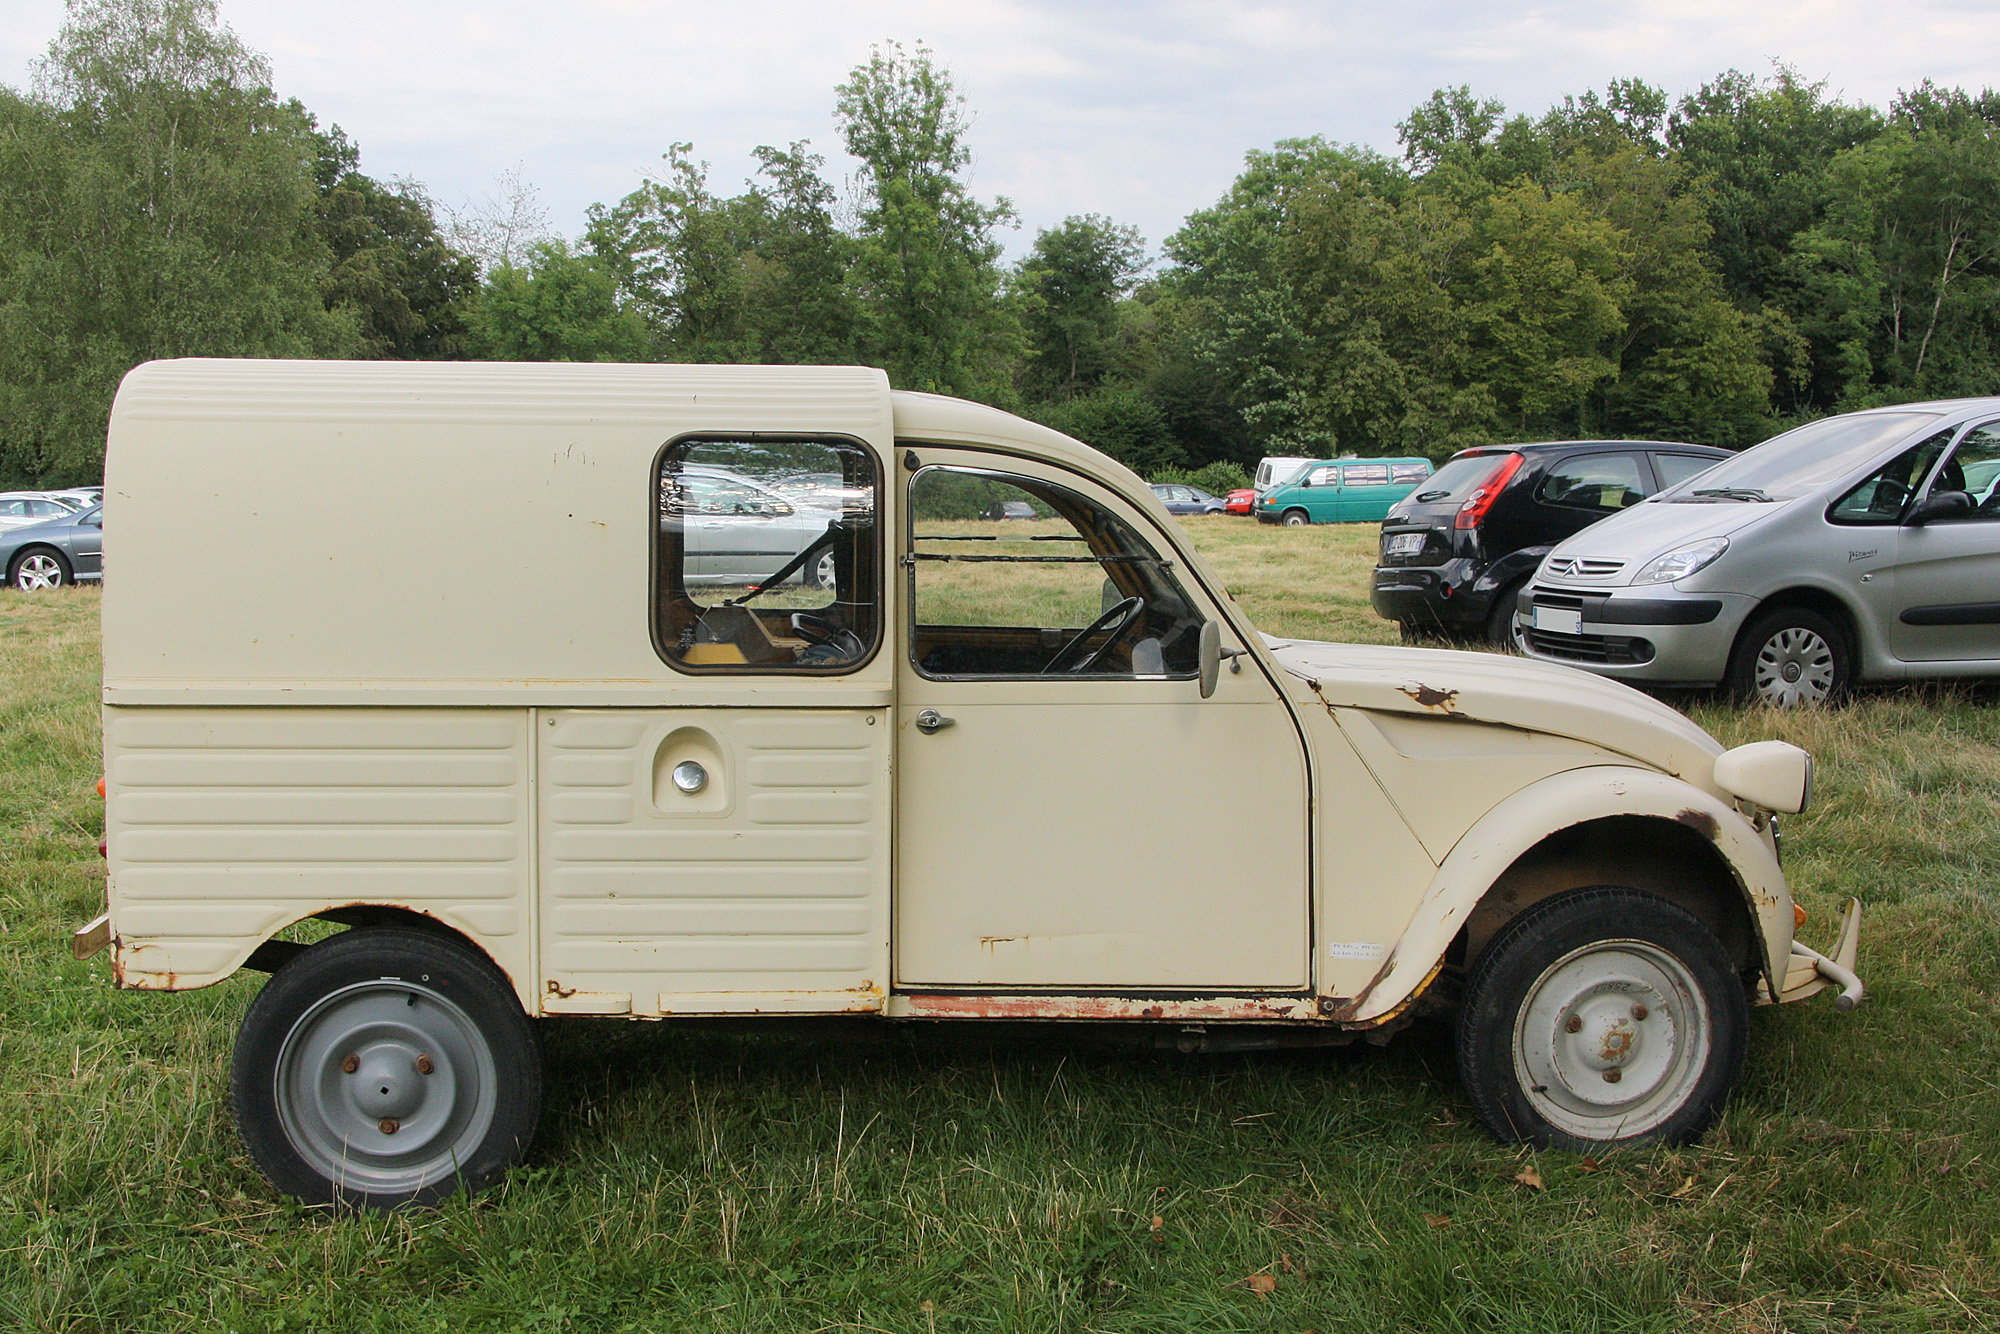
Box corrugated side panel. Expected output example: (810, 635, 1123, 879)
(104, 707, 532, 998)
(539, 708, 889, 1013)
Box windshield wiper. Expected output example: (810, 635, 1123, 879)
(1412, 489, 1451, 503)
(1688, 487, 1773, 502)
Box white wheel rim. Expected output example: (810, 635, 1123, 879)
(16, 554, 61, 590)
(1753, 626, 1835, 706)
(1512, 939, 1711, 1140)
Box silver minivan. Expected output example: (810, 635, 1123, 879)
(1518, 399, 2000, 704)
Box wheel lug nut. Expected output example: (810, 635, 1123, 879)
(379, 1117, 400, 1135)
(1632, 1004, 1649, 1021)
(1564, 1015, 1582, 1033)
(1603, 1069, 1622, 1084)
(415, 1055, 434, 1075)
(340, 1054, 359, 1074)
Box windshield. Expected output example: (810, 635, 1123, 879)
(1406, 452, 1518, 505)
(1662, 412, 1941, 502)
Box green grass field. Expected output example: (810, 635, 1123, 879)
(3, 520, 1998, 1332)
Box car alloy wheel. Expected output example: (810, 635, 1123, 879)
(13, 551, 67, 590)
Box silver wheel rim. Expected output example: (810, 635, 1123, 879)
(274, 979, 498, 1197)
(1752, 626, 1835, 706)
(814, 550, 836, 589)
(1512, 939, 1711, 1140)
(1284, 512, 1307, 526)
(15, 554, 62, 590)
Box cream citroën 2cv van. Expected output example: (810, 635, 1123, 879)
(72, 359, 1864, 1209)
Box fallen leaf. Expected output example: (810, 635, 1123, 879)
(1514, 1166, 1545, 1190)
(1150, 1215, 1164, 1232)
(1667, 1175, 1697, 1199)
(1423, 1213, 1452, 1229)
(1577, 1157, 1602, 1173)
(1245, 1274, 1276, 1295)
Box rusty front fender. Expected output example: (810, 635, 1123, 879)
(1342, 765, 1791, 1024)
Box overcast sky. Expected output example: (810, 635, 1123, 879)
(8, 0, 2000, 263)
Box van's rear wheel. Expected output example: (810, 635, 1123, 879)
(1281, 509, 1310, 527)
(231, 926, 542, 1210)
(1456, 889, 1746, 1150)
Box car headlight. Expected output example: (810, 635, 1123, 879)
(1632, 537, 1728, 585)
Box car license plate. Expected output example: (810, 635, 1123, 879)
(1532, 606, 1582, 635)
(1386, 532, 1425, 555)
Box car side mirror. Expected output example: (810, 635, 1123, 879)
(1198, 620, 1221, 698)
(1906, 490, 1973, 526)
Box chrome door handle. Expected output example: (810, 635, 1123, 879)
(914, 709, 955, 734)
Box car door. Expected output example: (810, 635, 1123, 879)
(1336, 463, 1392, 522)
(894, 452, 1310, 990)
(68, 507, 103, 576)
(1531, 451, 1651, 544)
(1300, 465, 1340, 522)
(1891, 420, 2000, 662)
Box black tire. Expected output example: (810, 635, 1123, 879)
(1484, 578, 1529, 650)
(1456, 888, 1747, 1151)
(10, 547, 71, 590)
(1281, 509, 1310, 527)
(1726, 606, 1851, 707)
(230, 926, 543, 1210)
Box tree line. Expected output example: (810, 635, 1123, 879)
(4, 0, 1999, 488)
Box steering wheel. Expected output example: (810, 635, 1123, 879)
(791, 612, 866, 665)
(1043, 597, 1144, 674)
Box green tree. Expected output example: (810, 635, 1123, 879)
(311, 124, 478, 359)
(835, 42, 1018, 397)
(468, 240, 654, 363)
(0, 0, 354, 484)
(1013, 214, 1148, 403)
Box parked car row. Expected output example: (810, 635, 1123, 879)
(0, 500, 102, 588)
(1515, 401, 2000, 706)
(1372, 441, 1730, 645)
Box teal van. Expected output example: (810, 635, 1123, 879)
(1257, 457, 1434, 525)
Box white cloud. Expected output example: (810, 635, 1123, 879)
(7, 0, 2000, 262)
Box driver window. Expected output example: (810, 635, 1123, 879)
(1829, 428, 1955, 525)
(1933, 422, 2000, 519)
(908, 467, 1203, 679)
(654, 437, 880, 673)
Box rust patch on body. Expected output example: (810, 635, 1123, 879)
(1674, 808, 1721, 840)
(1398, 684, 1460, 714)
(899, 993, 1326, 1023)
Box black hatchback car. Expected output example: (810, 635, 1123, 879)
(1371, 441, 1730, 644)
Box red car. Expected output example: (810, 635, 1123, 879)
(1224, 488, 1255, 515)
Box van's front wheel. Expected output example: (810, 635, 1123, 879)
(230, 926, 543, 1210)
(1456, 889, 1746, 1150)
(1281, 509, 1310, 527)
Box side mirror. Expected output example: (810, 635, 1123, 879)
(1198, 620, 1221, 698)
(1906, 490, 1973, 526)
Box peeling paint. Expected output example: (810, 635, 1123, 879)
(1397, 684, 1461, 714)
(1673, 807, 1721, 840)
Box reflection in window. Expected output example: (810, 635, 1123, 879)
(909, 468, 1203, 679)
(1343, 464, 1391, 486)
(1536, 454, 1647, 511)
(654, 438, 880, 672)
(1828, 429, 1955, 525)
(1937, 424, 2000, 519)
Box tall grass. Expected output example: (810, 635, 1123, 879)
(1, 528, 1996, 1331)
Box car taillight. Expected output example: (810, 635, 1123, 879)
(1454, 453, 1525, 531)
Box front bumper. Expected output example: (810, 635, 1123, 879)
(1516, 583, 1758, 684)
(1769, 897, 1865, 1010)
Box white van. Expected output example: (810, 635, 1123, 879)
(74, 360, 1861, 1209)
(1253, 456, 1313, 499)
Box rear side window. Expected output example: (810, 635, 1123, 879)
(1536, 454, 1647, 511)
(1390, 462, 1431, 485)
(1652, 453, 1722, 491)
(654, 437, 880, 673)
